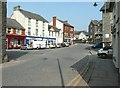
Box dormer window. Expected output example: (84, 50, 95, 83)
(17, 29, 20, 35)
(7, 28, 11, 33)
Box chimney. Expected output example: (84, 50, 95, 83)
(64, 20, 68, 23)
(14, 5, 20, 11)
(53, 16, 56, 27)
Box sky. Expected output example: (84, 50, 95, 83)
(7, 2, 104, 31)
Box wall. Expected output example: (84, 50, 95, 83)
(0, 2, 8, 63)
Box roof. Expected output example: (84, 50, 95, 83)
(19, 9, 48, 23)
(48, 25, 61, 32)
(7, 18, 24, 29)
(74, 31, 81, 35)
(74, 31, 88, 36)
(91, 20, 99, 25)
(100, 2, 112, 12)
(57, 19, 74, 27)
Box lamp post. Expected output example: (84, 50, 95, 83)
(93, 2, 107, 47)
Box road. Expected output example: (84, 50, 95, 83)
(2, 44, 91, 86)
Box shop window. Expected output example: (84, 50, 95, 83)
(18, 39, 21, 45)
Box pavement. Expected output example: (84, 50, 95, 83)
(84, 50, 119, 87)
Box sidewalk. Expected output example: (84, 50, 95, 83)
(87, 53, 119, 87)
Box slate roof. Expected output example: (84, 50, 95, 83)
(91, 20, 99, 25)
(19, 9, 48, 23)
(74, 31, 88, 36)
(48, 25, 61, 32)
(7, 18, 24, 29)
(100, 2, 111, 12)
(57, 19, 74, 27)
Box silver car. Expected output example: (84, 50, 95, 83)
(20, 44, 33, 50)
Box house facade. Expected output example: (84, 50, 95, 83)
(6, 18, 25, 49)
(109, 1, 120, 74)
(11, 6, 49, 45)
(74, 31, 88, 40)
(88, 20, 103, 43)
(48, 25, 61, 44)
(100, 2, 113, 47)
(50, 16, 74, 44)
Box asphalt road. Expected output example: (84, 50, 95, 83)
(2, 44, 91, 86)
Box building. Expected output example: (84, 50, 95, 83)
(74, 31, 88, 40)
(100, 2, 113, 47)
(6, 18, 25, 49)
(88, 20, 103, 43)
(109, 1, 120, 74)
(11, 6, 49, 45)
(48, 25, 61, 44)
(0, 2, 8, 63)
(50, 16, 74, 44)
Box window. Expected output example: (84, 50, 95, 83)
(70, 28, 73, 31)
(17, 29, 20, 35)
(43, 21, 45, 29)
(7, 28, 11, 33)
(36, 20, 38, 27)
(28, 27, 31, 35)
(52, 31, 53, 36)
(28, 18, 31, 26)
(36, 29, 38, 36)
(65, 26, 67, 30)
(49, 31, 50, 36)
(42, 30, 45, 37)
(55, 32, 57, 36)
(58, 32, 60, 37)
(64, 33, 68, 37)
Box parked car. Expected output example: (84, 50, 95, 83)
(64, 42, 69, 47)
(56, 43, 62, 48)
(61, 42, 66, 47)
(97, 46, 112, 58)
(92, 42, 103, 49)
(20, 44, 33, 50)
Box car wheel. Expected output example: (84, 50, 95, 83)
(101, 53, 107, 59)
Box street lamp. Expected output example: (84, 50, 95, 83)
(93, 2, 98, 7)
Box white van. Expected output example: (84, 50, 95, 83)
(32, 41, 46, 49)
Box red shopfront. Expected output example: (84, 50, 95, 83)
(6, 34, 25, 49)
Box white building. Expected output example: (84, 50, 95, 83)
(49, 17, 64, 43)
(78, 31, 88, 40)
(11, 6, 49, 44)
(74, 31, 88, 40)
(48, 25, 61, 44)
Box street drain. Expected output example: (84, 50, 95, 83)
(42, 58, 48, 60)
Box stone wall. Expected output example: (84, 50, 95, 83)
(0, 2, 8, 63)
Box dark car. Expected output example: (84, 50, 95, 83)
(61, 43, 66, 47)
(92, 42, 103, 49)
